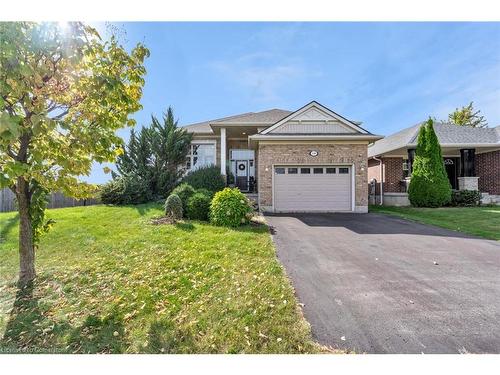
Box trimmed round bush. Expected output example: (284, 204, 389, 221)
(164, 194, 183, 220)
(209, 187, 252, 227)
(195, 188, 214, 199)
(186, 192, 212, 221)
(171, 183, 196, 213)
(181, 165, 225, 192)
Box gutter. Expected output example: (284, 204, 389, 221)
(372, 156, 383, 205)
(249, 134, 384, 141)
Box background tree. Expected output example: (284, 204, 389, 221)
(448, 101, 488, 128)
(114, 107, 192, 199)
(0, 22, 149, 286)
(408, 118, 452, 207)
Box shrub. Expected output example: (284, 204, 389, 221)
(164, 194, 183, 220)
(408, 119, 452, 207)
(450, 190, 481, 207)
(181, 165, 226, 192)
(100, 176, 152, 205)
(195, 188, 214, 199)
(209, 188, 252, 227)
(186, 192, 212, 221)
(226, 166, 235, 185)
(171, 183, 196, 213)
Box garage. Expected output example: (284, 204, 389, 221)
(273, 165, 352, 212)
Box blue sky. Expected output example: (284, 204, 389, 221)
(86, 22, 500, 183)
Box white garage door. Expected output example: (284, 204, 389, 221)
(274, 165, 352, 212)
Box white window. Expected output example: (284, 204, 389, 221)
(186, 142, 216, 171)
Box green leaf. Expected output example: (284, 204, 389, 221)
(0, 112, 20, 139)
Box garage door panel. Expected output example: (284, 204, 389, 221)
(274, 165, 351, 212)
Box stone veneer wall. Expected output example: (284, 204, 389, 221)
(477, 150, 500, 195)
(257, 142, 368, 212)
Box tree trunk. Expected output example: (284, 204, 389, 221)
(16, 177, 35, 287)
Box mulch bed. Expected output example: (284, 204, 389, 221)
(150, 216, 175, 225)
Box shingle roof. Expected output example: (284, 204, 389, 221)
(182, 112, 254, 134)
(368, 122, 500, 157)
(212, 109, 292, 124)
(182, 109, 292, 134)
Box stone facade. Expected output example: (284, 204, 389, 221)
(477, 150, 500, 194)
(257, 142, 369, 212)
(458, 176, 479, 191)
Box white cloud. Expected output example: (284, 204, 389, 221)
(210, 53, 320, 104)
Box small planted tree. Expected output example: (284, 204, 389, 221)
(164, 194, 183, 221)
(0, 22, 149, 286)
(408, 118, 452, 207)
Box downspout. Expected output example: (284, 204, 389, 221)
(373, 156, 383, 205)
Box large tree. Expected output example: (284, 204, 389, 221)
(115, 107, 192, 198)
(448, 101, 488, 128)
(0, 22, 149, 286)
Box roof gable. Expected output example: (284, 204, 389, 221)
(261, 101, 368, 135)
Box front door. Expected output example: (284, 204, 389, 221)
(444, 157, 458, 189)
(235, 160, 249, 191)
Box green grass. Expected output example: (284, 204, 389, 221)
(0, 204, 322, 353)
(370, 205, 500, 241)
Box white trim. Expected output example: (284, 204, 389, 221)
(271, 163, 354, 213)
(351, 163, 355, 212)
(407, 142, 500, 147)
(250, 134, 382, 141)
(191, 139, 217, 145)
(210, 122, 274, 126)
(220, 127, 226, 175)
(261, 101, 369, 135)
(186, 140, 217, 172)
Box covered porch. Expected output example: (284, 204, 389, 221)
(405, 145, 497, 192)
(369, 145, 500, 206)
(210, 123, 263, 193)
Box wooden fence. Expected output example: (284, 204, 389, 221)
(0, 188, 99, 213)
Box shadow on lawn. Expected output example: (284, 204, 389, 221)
(174, 222, 195, 231)
(0, 281, 127, 354)
(145, 319, 196, 354)
(133, 203, 161, 216)
(0, 214, 19, 243)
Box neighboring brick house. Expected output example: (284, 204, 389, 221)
(367, 122, 500, 205)
(183, 101, 382, 213)
(477, 150, 500, 194)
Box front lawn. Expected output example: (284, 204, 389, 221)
(0, 204, 321, 353)
(370, 205, 500, 241)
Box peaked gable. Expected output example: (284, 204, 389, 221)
(261, 101, 368, 135)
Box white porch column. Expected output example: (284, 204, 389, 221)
(220, 127, 227, 175)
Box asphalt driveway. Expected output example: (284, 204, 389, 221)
(265, 212, 500, 353)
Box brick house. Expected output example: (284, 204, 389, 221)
(367, 122, 500, 205)
(183, 101, 382, 213)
